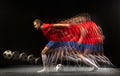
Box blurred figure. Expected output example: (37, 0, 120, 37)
(58, 13, 113, 67)
(33, 18, 99, 72)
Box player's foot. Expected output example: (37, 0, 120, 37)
(90, 67, 99, 72)
(37, 68, 49, 73)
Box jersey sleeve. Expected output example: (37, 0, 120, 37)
(41, 24, 53, 38)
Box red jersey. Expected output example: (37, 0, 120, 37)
(66, 24, 80, 42)
(41, 24, 80, 42)
(80, 21, 104, 45)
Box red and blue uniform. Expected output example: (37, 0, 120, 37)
(41, 22, 104, 52)
(79, 21, 104, 52)
(41, 23, 81, 50)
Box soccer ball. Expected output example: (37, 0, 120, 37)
(12, 51, 20, 60)
(27, 54, 35, 63)
(19, 52, 27, 61)
(56, 64, 64, 72)
(3, 50, 13, 59)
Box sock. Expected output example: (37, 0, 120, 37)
(41, 54, 48, 68)
(83, 58, 98, 68)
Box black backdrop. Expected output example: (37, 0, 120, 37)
(0, 0, 120, 67)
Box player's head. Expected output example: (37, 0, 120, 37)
(33, 19, 43, 29)
(64, 13, 91, 24)
(72, 13, 91, 24)
(77, 13, 91, 22)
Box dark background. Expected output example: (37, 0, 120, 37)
(0, 0, 120, 67)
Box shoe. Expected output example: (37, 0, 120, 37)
(90, 67, 99, 72)
(37, 68, 49, 73)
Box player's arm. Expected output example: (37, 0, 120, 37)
(78, 26, 88, 43)
(53, 24, 70, 27)
(41, 23, 70, 29)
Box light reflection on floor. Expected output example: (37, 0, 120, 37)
(0, 65, 120, 76)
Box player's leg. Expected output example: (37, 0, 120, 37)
(63, 55, 80, 62)
(77, 54, 99, 71)
(37, 46, 49, 73)
(83, 49, 91, 56)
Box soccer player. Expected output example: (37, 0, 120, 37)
(33, 18, 99, 72)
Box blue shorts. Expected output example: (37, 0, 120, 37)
(82, 44, 103, 52)
(46, 41, 80, 51)
(46, 41, 103, 52)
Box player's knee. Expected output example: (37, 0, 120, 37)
(84, 49, 91, 55)
(41, 46, 49, 55)
(41, 51, 46, 54)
